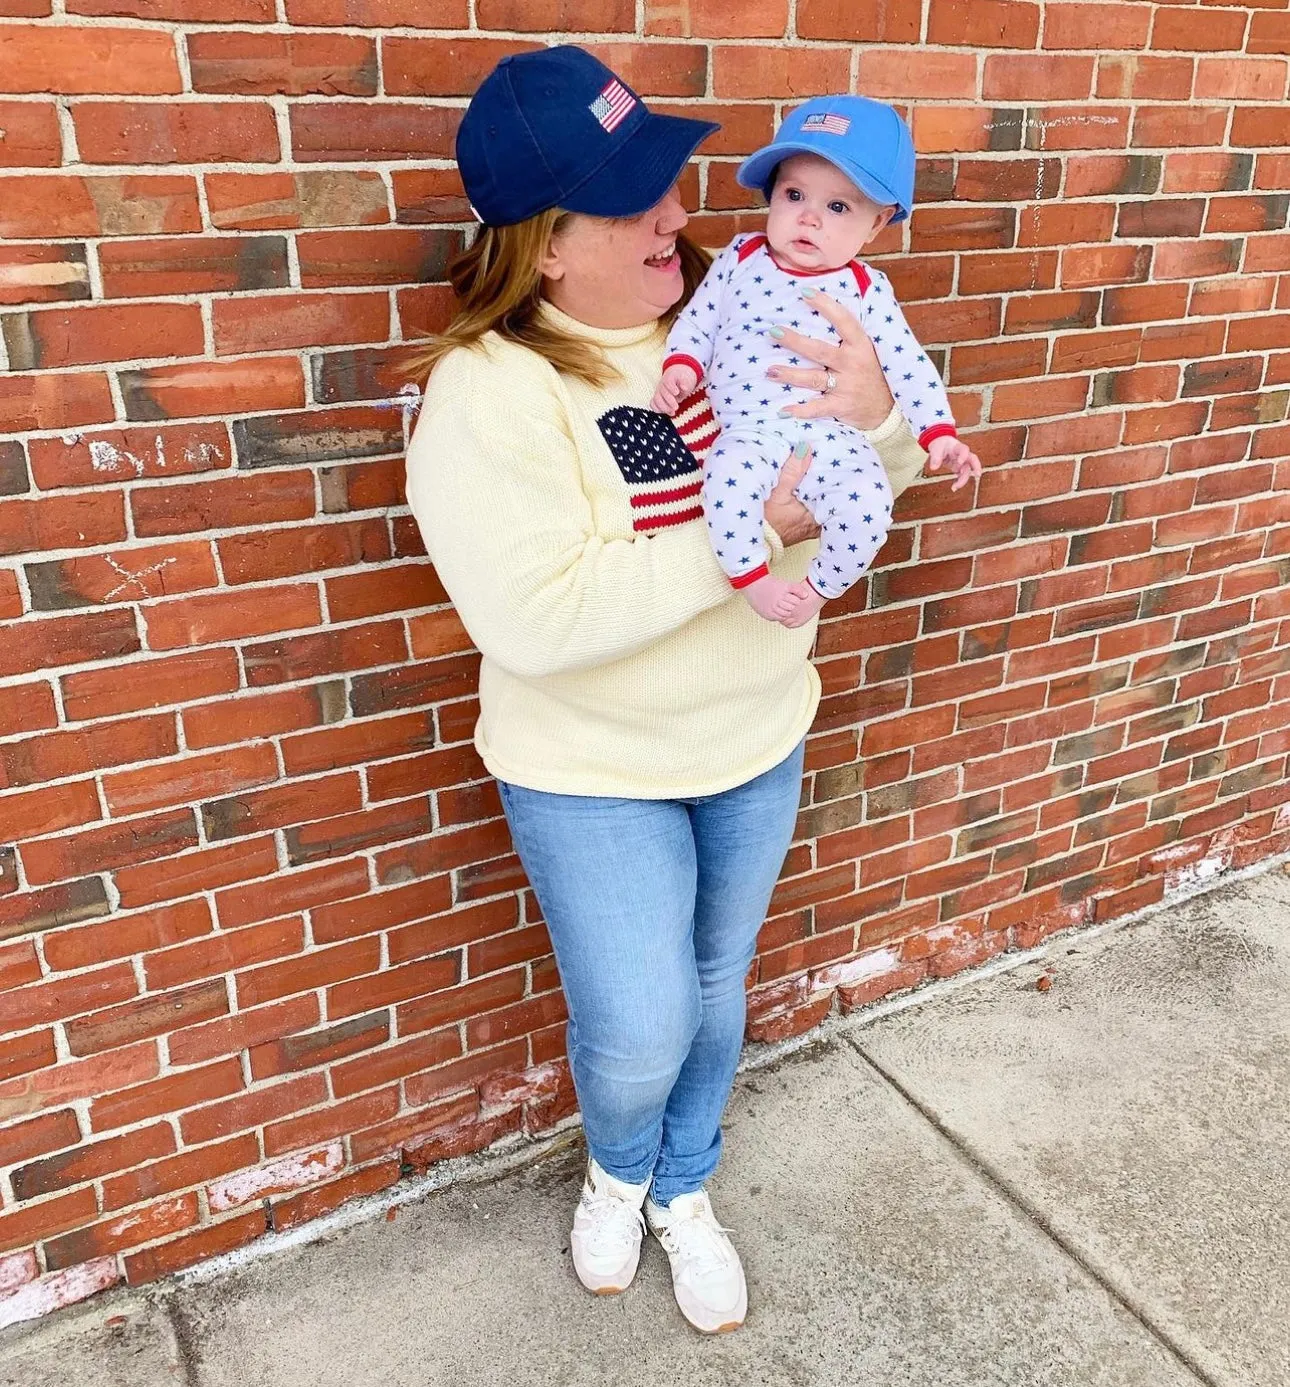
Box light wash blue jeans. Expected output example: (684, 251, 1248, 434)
(497, 741, 804, 1207)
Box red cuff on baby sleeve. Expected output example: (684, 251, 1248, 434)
(662, 352, 705, 383)
(918, 424, 958, 449)
(730, 563, 770, 590)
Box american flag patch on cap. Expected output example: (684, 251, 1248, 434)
(589, 78, 636, 133)
(802, 112, 851, 136)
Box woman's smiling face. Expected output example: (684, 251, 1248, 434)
(765, 153, 894, 273)
(539, 185, 691, 329)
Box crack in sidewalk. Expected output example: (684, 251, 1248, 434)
(845, 1034, 1222, 1387)
(159, 1292, 202, 1387)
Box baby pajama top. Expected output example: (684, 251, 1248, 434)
(663, 233, 957, 600)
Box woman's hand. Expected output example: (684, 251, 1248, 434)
(764, 442, 819, 548)
(766, 288, 894, 431)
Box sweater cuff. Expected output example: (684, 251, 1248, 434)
(864, 402, 909, 447)
(762, 522, 786, 562)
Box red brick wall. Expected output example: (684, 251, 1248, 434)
(2, 0, 1290, 1320)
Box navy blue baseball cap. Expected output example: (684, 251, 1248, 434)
(737, 96, 916, 222)
(456, 46, 718, 227)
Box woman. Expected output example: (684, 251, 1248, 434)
(405, 45, 925, 1335)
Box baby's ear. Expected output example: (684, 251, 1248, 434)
(874, 204, 898, 233)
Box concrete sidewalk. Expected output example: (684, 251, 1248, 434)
(4, 865, 1288, 1387)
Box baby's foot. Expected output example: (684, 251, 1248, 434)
(741, 574, 801, 623)
(780, 581, 827, 629)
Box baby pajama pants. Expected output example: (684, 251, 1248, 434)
(703, 422, 893, 599)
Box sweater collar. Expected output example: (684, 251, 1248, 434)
(537, 300, 664, 348)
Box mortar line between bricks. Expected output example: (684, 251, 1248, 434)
(844, 1035, 1223, 1387)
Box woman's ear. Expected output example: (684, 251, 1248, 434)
(538, 235, 565, 283)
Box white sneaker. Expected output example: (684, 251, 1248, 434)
(570, 1158, 648, 1295)
(645, 1189, 748, 1334)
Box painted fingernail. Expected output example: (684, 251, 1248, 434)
(793, 440, 810, 458)
(778, 409, 793, 418)
(768, 326, 785, 339)
(801, 286, 817, 297)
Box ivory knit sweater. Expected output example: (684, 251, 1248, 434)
(405, 303, 925, 799)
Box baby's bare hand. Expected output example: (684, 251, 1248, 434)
(927, 437, 983, 492)
(652, 382, 681, 414)
(656, 363, 699, 412)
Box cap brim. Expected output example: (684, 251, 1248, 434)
(559, 111, 719, 218)
(736, 143, 909, 221)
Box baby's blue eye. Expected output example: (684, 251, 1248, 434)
(828, 201, 850, 215)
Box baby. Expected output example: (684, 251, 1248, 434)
(653, 96, 980, 627)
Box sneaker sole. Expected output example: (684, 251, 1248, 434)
(676, 1308, 746, 1335)
(577, 1276, 633, 1296)
(572, 1252, 640, 1297)
(674, 1283, 747, 1335)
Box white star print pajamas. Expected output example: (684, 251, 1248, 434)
(663, 233, 957, 600)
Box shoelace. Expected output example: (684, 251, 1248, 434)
(657, 1204, 736, 1279)
(582, 1190, 645, 1254)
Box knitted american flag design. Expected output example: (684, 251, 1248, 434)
(597, 388, 720, 534)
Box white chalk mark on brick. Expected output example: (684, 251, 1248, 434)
(184, 441, 225, 467)
(0, 1249, 38, 1297)
(101, 554, 178, 603)
(83, 434, 224, 479)
(1165, 853, 1230, 896)
(206, 1143, 343, 1213)
(0, 1257, 119, 1331)
(372, 382, 422, 422)
(1028, 114, 1121, 133)
(88, 439, 137, 475)
(480, 1060, 562, 1113)
(812, 946, 902, 995)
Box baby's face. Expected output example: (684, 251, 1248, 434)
(765, 153, 894, 273)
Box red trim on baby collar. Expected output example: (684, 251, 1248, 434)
(919, 424, 958, 449)
(730, 563, 770, 590)
(749, 239, 872, 295)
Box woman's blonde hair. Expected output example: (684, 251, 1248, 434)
(410, 210, 712, 388)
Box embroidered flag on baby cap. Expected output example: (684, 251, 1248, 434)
(589, 79, 636, 133)
(801, 112, 851, 136)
